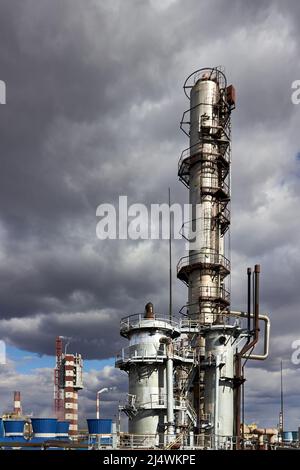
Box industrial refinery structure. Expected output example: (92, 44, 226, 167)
(116, 66, 271, 450)
(2, 66, 293, 451)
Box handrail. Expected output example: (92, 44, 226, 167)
(120, 313, 181, 332)
(116, 344, 194, 363)
(178, 143, 231, 177)
(177, 250, 230, 274)
(180, 101, 231, 138)
(183, 67, 227, 99)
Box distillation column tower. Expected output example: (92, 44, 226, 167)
(177, 67, 237, 447)
(115, 66, 269, 449)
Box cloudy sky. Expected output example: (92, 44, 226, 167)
(0, 0, 300, 430)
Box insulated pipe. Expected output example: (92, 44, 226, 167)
(166, 344, 175, 437)
(230, 311, 270, 360)
(214, 355, 220, 450)
(252, 428, 278, 449)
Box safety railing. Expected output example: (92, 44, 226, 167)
(180, 103, 230, 139)
(177, 250, 230, 274)
(115, 346, 166, 365)
(116, 343, 194, 365)
(120, 313, 180, 335)
(183, 67, 227, 99)
(131, 394, 186, 410)
(178, 140, 230, 173)
(118, 433, 159, 449)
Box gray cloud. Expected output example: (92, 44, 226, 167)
(0, 360, 127, 428)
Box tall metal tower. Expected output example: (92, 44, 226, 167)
(177, 67, 236, 446)
(54, 336, 64, 420)
(53, 336, 84, 437)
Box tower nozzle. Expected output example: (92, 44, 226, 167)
(144, 302, 154, 319)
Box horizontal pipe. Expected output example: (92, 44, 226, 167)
(231, 311, 270, 360)
(253, 428, 278, 436)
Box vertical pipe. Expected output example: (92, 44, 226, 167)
(96, 393, 100, 419)
(234, 353, 241, 449)
(247, 267, 252, 339)
(254, 265, 260, 348)
(241, 365, 245, 449)
(169, 187, 172, 322)
(235, 265, 260, 448)
(252, 270, 255, 332)
(280, 360, 284, 444)
(214, 356, 220, 450)
(167, 353, 174, 437)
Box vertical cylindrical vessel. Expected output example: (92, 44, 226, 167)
(178, 67, 236, 447)
(203, 326, 235, 447)
(116, 304, 194, 446)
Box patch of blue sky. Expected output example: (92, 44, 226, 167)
(6, 344, 114, 374)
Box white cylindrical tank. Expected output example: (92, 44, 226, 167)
(116, 304, 187, 444)
(203, 326, 235, 448)
(128, 329, 169, 436)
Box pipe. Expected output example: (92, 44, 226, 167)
(168, 187, 172, 322)
(166, 345, 174, 437)
(230, 311, 270, 360)
(247, 267, 251, 339)
(234, 265, 261, 449)
(214, 355, 220, 450)
(254, 264, 260, 341)
(241, 364, 245, 449)
(96, 387, 116, 419)
(252, 428, 278, 449)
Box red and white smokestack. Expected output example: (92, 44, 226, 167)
(54, 336, 64, 420)
(14, 391, 22, 416)
(64, 354, 79, 437)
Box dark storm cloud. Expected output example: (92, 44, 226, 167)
(0, 0, 300, 427)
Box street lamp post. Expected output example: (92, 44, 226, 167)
(96, 387, 116, 419)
